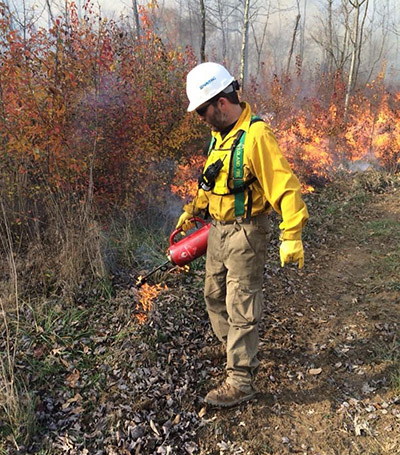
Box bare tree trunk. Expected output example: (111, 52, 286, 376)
(344, 49, 357, 124)
(199, 0, 206, 62)
(327, 0, 333, 72)
(215, 1, 226, 61)
(338, 1, 351, 71)
(286, 14, 301, 76)
(355, 0, 369, 83)
(366, 0, 388, 82)
(206, 0, 234, 63)
(240, 0, 251, 90)
(299, 0, 308, 73)
(344, 0, 368, 124)
(251, 11, 270, 78)
(132, 0, 140, 39)
(45, 0, 55, 27)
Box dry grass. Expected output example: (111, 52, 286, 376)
(0, 190, 107, 450)
(0, 201, 36, 450)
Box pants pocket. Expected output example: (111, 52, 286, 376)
(238, 223, 266, 257)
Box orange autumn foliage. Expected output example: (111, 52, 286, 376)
(0, 2, 199, 220)
(0, 1, 398, 222)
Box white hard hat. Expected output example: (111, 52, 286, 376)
(186, 62, 235, 112)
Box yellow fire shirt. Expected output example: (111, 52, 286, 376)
(184, 102, 309, 240)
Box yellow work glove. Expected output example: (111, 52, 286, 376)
(280, 239, 304, 268)
(176, 212, 195, 233)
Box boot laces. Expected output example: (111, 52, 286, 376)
(215, 382, 233, 397)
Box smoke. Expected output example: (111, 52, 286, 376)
(348, 160, 374, 173)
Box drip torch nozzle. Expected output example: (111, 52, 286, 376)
(136, 260, 171, 288)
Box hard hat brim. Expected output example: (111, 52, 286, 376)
(187, 100, 199, 112)
(187, 78, 235, 112)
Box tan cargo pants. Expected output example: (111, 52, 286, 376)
(204, 213, 270, 393)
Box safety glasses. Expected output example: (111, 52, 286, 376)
(196, 101, 213, 116)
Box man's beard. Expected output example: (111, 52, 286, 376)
(208, 106, 228, 132)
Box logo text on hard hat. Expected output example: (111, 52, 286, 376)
(200, 76, 216, 90)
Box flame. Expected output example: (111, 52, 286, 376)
(170, 180, 198, 200)
(174, 264, 190, 274)
(301, 183, 315, 193)
(369, 93, 400, 170)
(171, 155, 206, 200)
(276, 88, 400, 178)
(171, 88, 399, 195)
(136, 283, 167, 324)
(276, 112, 335, 185)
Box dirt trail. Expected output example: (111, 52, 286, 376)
(199, 188, 400, 455)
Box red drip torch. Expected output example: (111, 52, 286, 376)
(136, 217, 211, 287)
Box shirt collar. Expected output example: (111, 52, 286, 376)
(212, 102, 252, 144)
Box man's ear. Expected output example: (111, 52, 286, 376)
(218, 97, 228, 110)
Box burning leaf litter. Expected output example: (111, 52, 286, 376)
(136, 282, 168, 324)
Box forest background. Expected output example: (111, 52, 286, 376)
(0, 0, 399, 451)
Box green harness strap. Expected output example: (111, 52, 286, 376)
(232, 115, 263, 217)
(207, 137, 217, 155)
(206, 115, 263, 218)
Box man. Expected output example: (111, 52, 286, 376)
(176, 62, 309, 407)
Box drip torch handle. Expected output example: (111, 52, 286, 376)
(170, 217, 206, 246)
